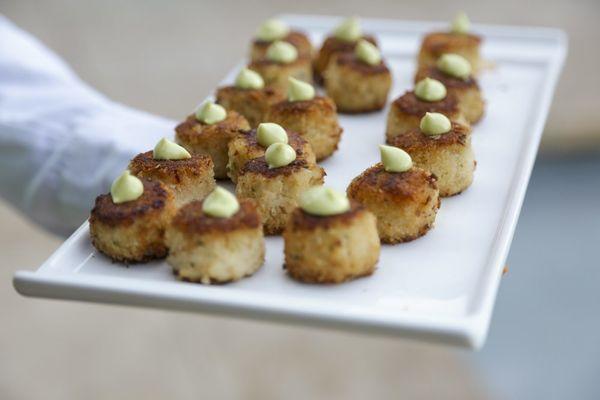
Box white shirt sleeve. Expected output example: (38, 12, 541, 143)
(0, 16, 177, 236)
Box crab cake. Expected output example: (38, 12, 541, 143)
(250, 19, 312, 61)
(385, 80, 466, 141)
(266, 78, 342, 161)
(388, 115, 475, 197)
(166, 191, 264, 284)
(236, 146, 325, 235)
(248, 41, 312, 92)
(284, 188, 380, 283)
(417, 13, 482, 73)
(324, 40, 391, 113)
(314, 16, 378, 85)
(129, 145, 215, 207)
(175, 105, 250, 179)
(347, 146, 440, 243)
(90, 177, 176, 263)
(227, 124, 316, 183)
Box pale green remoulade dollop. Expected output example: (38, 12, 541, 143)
(414, 78, 447, 102)
(202, 186, 240, 218)
(266, 41, 298, 63)
(355, 39, 381, 66)
(256, 122, 288, 147)
(379, 145, 412, 173)
(300, 186, 351, 216)
(153, 137, 191, 160)
(110, 170, 144, 204)
(256, 19, 290, 42)
(333, 16, 361, 42)
(235, 68, 265, 90)
(195, 101, 227, 125)
(451, 12, 470, 34)
(420, 112, 452, 136)
(437, 53, 472, 80)
(288, 77, 315, 102)
(265, 142, 296, 168)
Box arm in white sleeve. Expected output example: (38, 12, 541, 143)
(0, 15, 176, 236)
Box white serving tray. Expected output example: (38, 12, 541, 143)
(13, 15, 566, 349)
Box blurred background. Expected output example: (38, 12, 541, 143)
(1, 1, 599, 399)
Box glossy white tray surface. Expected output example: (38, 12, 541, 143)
(13, 15, 566, 349)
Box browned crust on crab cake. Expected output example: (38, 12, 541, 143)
(266, 96, 343, 161)
(89, 180, 176, 263)
(90, 180, 169, 228)
(174, 111, 250, 179)
(251, 30, 313, 61)
(388, 121, 470, 150)
(226, 128, 316, 182)
(240, 157, 315, 179)
(347, 164, 440, 243)
(170, 199, 261, 235)
(283, 201, 380, 283)
(238, 129, 315, 161)
(392, 91, 460, 117)
(314, 34, 378, 83)
(215, 86, 285, 128)
(129, 151, 213, 185)
(286, 200, 365, 231)
(348, 164, 438, 202)
(129, 151, 215, 206)
(175, 111, 249, 147)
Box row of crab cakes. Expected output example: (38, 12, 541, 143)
(92, 179, 266, 283)
(89, 168, 379, 285)
(237, 17, 393, 115)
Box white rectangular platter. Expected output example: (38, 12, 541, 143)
(13, 15, 566, 349)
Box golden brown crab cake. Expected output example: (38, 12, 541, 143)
(385, 91, 466, 141)
(215, 85, 285, 128)
(417, 32, 482, 73)
(226, 128, 316, 183)
(175, 110, 250, 180)
(266, 96, 343, 161)
(251, 30, 313, 61)
(415, 65, 484, 124)
(324, 52, 392, 113)
(128, 151, 215, 207)
(283, 201, 380, 283)
(89, 180, 176, 263)
(236, 157, 325, 235)
(388, 122, 475, 197)
(166, 199, 264, 284)
(347, 164, 440, 243)
(313, 35, 377, 85)
(248, 58, 313, 93)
